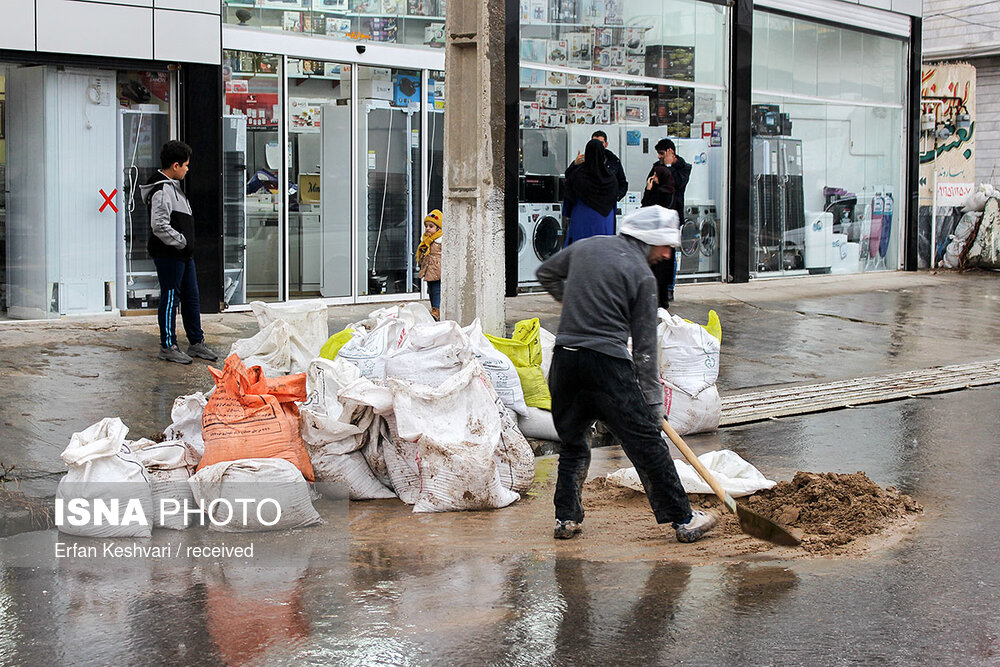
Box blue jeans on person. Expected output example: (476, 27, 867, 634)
(548, 345, 692, 526)
(153, 257, 204, 349)
(427, 280, 441, 309)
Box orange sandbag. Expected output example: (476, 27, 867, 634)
(199, 353, 314, 481)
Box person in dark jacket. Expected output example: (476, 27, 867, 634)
(139, 140, 218, 364)
(535, 206, 717, 544)
(566, 130, 629, 202)
(644, 138, 692, 309)
(562, 139, 620, 246)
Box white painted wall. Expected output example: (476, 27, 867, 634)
(1, 0, 221, 64)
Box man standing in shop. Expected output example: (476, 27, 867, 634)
(567, 130, 629, 202)
(141, 140, 218, 365)
(645, 138, 691, 309)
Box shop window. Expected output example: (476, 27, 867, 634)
(222, 0, 446, 50)
(750, 14, 907, 277)
(517, 0, 728, 286)
(223, 50, 283, 304)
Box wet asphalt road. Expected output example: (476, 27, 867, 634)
(1, 385, 998, 665)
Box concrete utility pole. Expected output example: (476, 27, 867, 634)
(441, 0, 507, 334)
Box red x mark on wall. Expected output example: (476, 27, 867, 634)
(99, 188, 119, 213)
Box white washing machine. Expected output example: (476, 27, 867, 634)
(518, 203, 564, 285)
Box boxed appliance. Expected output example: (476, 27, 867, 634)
(520, 101, 541, 128)
(613, 95, 649, 125)
(424, 22, 445, 47)
(547, 40, 569, 66)
(394, 74, 421, 108)
(340, 65, 393, 100)
(567, 32, 594, 66)
(540, 109, 566, 128)
(536, 89, 559, 109)
(568, 92, 596, 109)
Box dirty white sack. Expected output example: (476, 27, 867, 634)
(229, 319, 314, 376)
(539, 327, 556, 380)
(662, 380, 721, 436)
(250, 300, 330, 358)
(385, 320, 473, 388)
(337, 317, 407, 380)
(131, 438, 200, 530)
(389, 362, 520, 512)
(606, 449, 776, 498)
(188, 458, 322, 532)
(365, 302, 435, 329)
(55, 417, 154, 538)
(496, 407, 536, 493)
(656, 309, 721, 398)
(462, 319, 529, 416)
(163, 391, 208, 457)
(299, 358, 395, 500)
(517, 406, 560, 442)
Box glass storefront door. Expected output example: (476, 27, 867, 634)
(356, 66, 423, 298)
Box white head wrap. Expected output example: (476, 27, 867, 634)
(618, 206, 681, 248)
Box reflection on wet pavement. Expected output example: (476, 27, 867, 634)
(1, 386, 998, 664)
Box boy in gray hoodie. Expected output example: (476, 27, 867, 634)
(140, 140, 217, 364)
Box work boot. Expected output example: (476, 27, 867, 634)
(431, 307, 440, 321)
(187, 342, 219, 362)
(553, 519, 583, 540)
(159, 345, 193, 365)
(674, 510, 717, 543)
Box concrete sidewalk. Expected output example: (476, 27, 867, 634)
(1, 270, 997, 496)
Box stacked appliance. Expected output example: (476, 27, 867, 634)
(751, 136, 806, 273)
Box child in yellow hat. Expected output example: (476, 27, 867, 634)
(416, 209, 443, 320)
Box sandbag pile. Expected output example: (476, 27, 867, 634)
(945, 192, 1000, 270)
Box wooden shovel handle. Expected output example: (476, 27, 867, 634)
(662, 418, 736, 514)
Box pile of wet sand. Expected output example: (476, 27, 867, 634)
(586, 471, 922, 555)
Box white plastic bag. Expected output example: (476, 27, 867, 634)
(606, 449, 776, 498)
(385, 320, 473, 388)
(299, 358, 395, 500)
(463, 319, 529, 416)
(539, 327, 556, 380)
(132, 439, 200, 530)
(188, 458, 322, 533)
(389, 363, 520, 513)
(663, 380, 721, 436)
(229, 320, 294, 377)
(517, 406, 560, 442)
(337, 317, 407, 379)
(656, 310, 720, 398)
(55, 418, 154, 538)
(163, 392, 208, 457)
(366, 303, 435, 329)
(250, 300, 329, 358)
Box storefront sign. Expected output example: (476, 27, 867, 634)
(936, 182, 974, 207)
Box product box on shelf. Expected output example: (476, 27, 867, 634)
(316, 0, 350, 9)
(595, 27, 615, 47)
(520, 68, 545, 86)
(646, 45, 695, 81)
(579, 0, 604, 24)
(352, 0, 380, 13)
(604, 0, 623, 24)
(520, 0, 530, 21)
(381, 0, 405, 14)
(613, 94, 649, 125)
(326, 17, 351, 36)
(569, 109, 598, 125)
(528, 0, 548, 22)
(568, 92, 596, 109)
(566, 73, 591, 86)
(425, 23, 445, 47)
(289, 98, 323, 129)
(540, 108, 566, 128)
(363, 16, 397, 42)
(408, 0, 436, 15)
(625, 56, 644, 77)
(567, 32, 593, 66)
(394, 74, 421, 107)
(520, 101, 541, 128)
(550, 0, 578, 22)
(438, 0, 446, 15)
(623, 27, 646, 55)
(282, 11, 302, 31)
(545, 70, 567, 86)
(340, 65, 393, 100)
(536, 89, 559, 109)
(520, 38, 547, 63)
(588, 84, 611, 104)
(595, 103, 610, 123)
(547, 40, 569, 66)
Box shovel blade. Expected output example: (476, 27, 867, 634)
(736, 504, 803, 546)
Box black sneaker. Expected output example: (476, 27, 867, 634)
(674, 510, 717, 543)
(187, 342, 219, 361)
(159, 345, 193, 364)
(554, 519, 583, 540)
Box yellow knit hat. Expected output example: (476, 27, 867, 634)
(424, 209, 443, 228)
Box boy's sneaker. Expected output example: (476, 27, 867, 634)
(159, 345, 193, 364)
(187, 342, 219, 361)
(554, 519, 583, 540)
(674, 510, 717, 543)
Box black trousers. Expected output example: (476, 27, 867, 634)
(549, 346, 692, 526)
(651, 255, 676, 309)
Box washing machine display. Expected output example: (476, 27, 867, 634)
(679, 203, 720, 274)
(518, 203, 563, 284)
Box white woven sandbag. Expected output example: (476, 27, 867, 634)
(607, 449, 776, 498)
(662, 381, 721, 436)
(656, 310, 721, 398)
(337, 317, 407, 380)
(132, 438, 200, 530)
(385, 320, 473, 388)
(163, 392, 208, 458)
(250, 299, 329, 359)
(462, 319, 529, 416)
